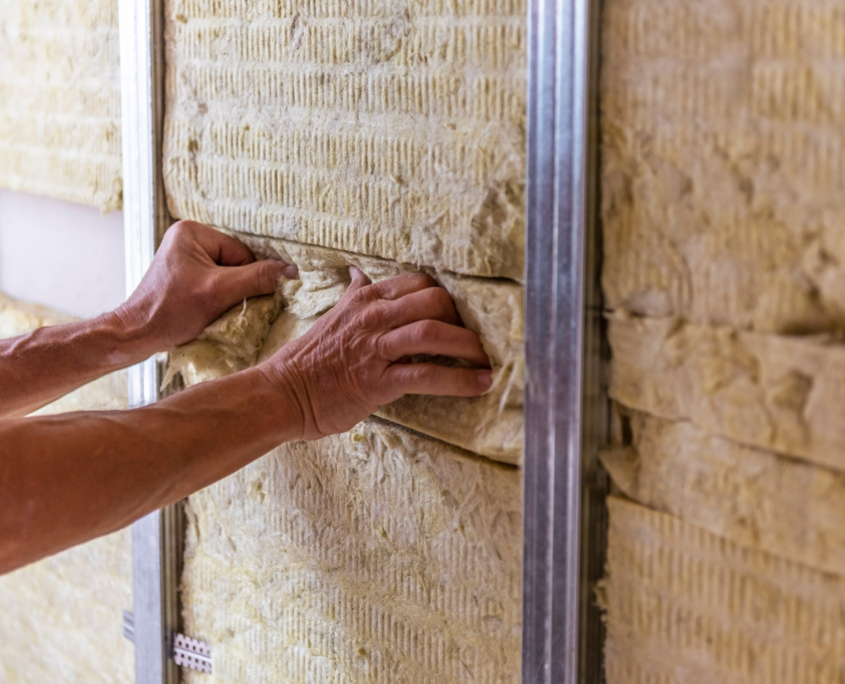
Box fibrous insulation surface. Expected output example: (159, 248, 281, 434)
(163, 0, 526, 279)
(0, 293, 132, 683)
(0, 0, 122, 210)
(608, 314, 845, 474)
(181, 419, 521, 684)
(604, 496, 845, 684)
(602, 0, 845, 333)
(602, 411, 845, 578)
(166, 233, 524, 464)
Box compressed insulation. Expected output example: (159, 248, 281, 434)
(165, 233, 525, 465)
(602, 0, 845, 333)
(0, 293, 132, 682)
(163, 0, 526, 280)
(181, 418, 521, 684)
(607, 313, 845, 473)
(0, 0, 122, 210)
(604, 496, 845, 684)
(602, 411, 845, 577)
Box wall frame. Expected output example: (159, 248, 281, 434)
(119, 1, 181, 683)
(522, 0, 607, 682)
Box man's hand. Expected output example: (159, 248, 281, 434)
(259, 267, 492, 440)
(114, 220, 297, 353)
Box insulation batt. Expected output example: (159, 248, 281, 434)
(602, 0, 845, 333)
(0, 292, 133, 683)
(607, 313, 845, 474)
(603, 496, 845, 684)
(181, 418, 521, 684)
(162, 0, 526, 280)
(165, 233, 525, 465)
(0, 0, 122, 210)
(602, 410, 845, 578)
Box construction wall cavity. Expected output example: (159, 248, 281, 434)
(0, 0, 122, 211)
(162, 0, 526, 680)
(600, 0, 845, 680)
(0, 293, 133, 683)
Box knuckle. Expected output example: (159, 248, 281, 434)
(407, 272, 436, 290)
(257, 260, 276, 291)
(416, 319, 439, 342)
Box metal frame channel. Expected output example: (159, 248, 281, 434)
(119, 1, 181, 683)
(522, 0, 607, 682)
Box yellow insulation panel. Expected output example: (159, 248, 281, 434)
(604, 496, 845, 684)
(163, 0, 526, 279)
(0, 0, 122, 210)
(608, 314, 845, 473)
(602, 411, 845, 578)
(0, 293, 132, 683)
(181, 419, 521, 684)
(602, 0, 845, 333)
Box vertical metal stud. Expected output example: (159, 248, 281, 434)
(119, 0, 180, 682)
(522, 0, 607, 682)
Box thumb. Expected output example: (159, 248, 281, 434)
(218, 259, 295, 303)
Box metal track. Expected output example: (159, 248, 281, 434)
(522, 0, 608, 682)
(119, 1, 181, 682)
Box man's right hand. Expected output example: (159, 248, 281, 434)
(258, 267, 492, 440)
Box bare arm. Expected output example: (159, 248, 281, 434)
(0, 237, 491, 574)
(0, 220, 297, 417)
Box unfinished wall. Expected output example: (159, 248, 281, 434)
(0, 293, 133, 683)
(601, 1, 845, 680)
(163, 0, 525, 680)
(0, 0, 122, 211)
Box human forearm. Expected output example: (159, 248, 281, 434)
(0, 367, 300, 574)
(0, 312, 157, 418)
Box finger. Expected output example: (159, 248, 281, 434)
(216, 259, 289, 305)
(370, 272, 437, 301)
(340, 266, 373, 299)
(379, 287, 461, 328)
(384, 363, 493, 398)
(379, 320, 490, 366)
(191, 223, 258, 267)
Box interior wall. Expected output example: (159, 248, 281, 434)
(0, 190, 125, 318)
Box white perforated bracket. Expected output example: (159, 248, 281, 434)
(123, 611, 212, 674)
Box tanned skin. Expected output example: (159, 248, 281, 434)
(0, 221, 492, 575)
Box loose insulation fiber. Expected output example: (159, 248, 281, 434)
(163, 0, 526, 279)
(0, 0, 122, 211)
(181, 419, 521, 684)
(602, 0, 845, 334)
(166, 233, 525, 465)
(604, 497, 845, 684)
(0, 293, 132, 683)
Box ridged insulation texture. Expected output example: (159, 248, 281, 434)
(0, 0, 122, 210)
(181, 419, 521, 684)
(604, 497, 845, 684)
(602, 411, 845, 578)
(0, 293, 132, 682)
(602, 0, 845, 334)
(600, 1, 845, 681)
(165, 233, 524, 465)
(162, 0, 526, 279)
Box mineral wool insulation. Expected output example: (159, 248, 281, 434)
(0, 293, 132, 683)
(0, 0, 122, 211)
(164, 1, 525, 680)
(602, 1, 845, 681)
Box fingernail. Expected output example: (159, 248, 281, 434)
(476, 370, 493, 390)
(283, 263, 299, 279)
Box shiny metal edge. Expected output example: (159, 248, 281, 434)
(119, 1, 180, 682)
(522, 0, 607, 683)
